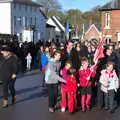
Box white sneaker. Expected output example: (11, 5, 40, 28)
(49, 108, 54, 113)
(61, 108, 65, 112)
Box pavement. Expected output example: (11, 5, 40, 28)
(0, 72, 120, 120)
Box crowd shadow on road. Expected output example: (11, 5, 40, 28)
(15, 86, 48, 104)
(0, 85, 48, 104)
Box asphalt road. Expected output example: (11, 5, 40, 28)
(0, 72, 120, 120)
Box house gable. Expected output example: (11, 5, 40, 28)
(85, 24, 100, 35)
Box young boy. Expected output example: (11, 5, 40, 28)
(79, 57, 96, 112)
(45, 51, 66, 113)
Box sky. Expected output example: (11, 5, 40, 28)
(58, 0, 109, 12)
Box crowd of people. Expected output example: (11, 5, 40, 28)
(40, 40, 120, 114)
(0, 39, 120, 115)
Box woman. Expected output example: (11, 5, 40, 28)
(0, 45, 18, 107)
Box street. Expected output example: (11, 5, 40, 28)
(0, 71, 120, 120)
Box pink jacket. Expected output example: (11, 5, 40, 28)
(99, 69, 119, 93)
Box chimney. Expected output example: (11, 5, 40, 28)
(111, 0, 115, 8)
(111, 0, 119, 8)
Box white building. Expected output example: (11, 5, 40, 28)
(0, 0, 47, 43)
(46, 16, 65, 43)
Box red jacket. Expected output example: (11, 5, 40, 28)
(61, 67, 69, 89)
(79, 68, 95, 87)
(66, 75, 77, 93)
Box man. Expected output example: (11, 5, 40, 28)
(0, 45, 18, 107)
(61, 40, 79, 69)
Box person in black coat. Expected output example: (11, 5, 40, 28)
(61, 40, 79, 70)
(0, 45, 18, 107)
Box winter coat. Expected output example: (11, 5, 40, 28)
(0, 54, 18, 82)
(45, 58, 65, 84)
(99, 69, 119, 93)
(61, 48, 79, 69)
(41, 52, 48, 69)
(60, 67, 69, 89)
(79, 68, 95, 87)
(66, 76, 77, 93)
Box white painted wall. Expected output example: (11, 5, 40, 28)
(0, 3, 11, 34)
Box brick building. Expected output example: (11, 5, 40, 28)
(100, 0, 120, 43)
(84, 24, 101, 42)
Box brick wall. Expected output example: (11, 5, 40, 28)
(84, 25, 100, 41)
(101, 10, 120, 42)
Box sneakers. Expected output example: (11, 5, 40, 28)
(49, 108, 54, 113)
(61, 108, 65, 112)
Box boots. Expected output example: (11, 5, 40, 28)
(12, 96, 16, 104)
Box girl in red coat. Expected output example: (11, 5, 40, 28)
(66, 68, 77, 113)
(79, 57, 96, 112)
(60, 60, 72, 112)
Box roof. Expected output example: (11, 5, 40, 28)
(51, 16, 65, 32)
(46, 18, 56, 27)
(39, 9, 47, 19)
(85, 24, 101, 35)
(79, 24, 101, 36)
(0, 0, 42, 6)
(100, 0, 120, 11)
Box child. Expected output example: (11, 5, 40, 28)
(41, 51, 50, 87)
(99, 61, 119, 113)
(26, 52, 32, 71)
(66, 68, 77, 113)
(79, 57, 96, 112)
(60, 60, 72, 112)
(45, 51, 66, 113)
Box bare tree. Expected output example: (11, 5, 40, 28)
(36, 0, 62, 16)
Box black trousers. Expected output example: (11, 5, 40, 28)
(3, 78, 16, 100)
(47, 84, 58, 108)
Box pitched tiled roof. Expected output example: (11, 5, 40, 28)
(100, 0, 120, 11)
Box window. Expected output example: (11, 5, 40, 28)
(30, 6, 32, 11)
(19, 4, 21, 10)
(14, 3, 16, 9)
(30, 17, 32, 25)
(35, 17, 36, 25)
(23, 17, 25, 27)
(35, 17, 38, 26)
(117, 33, 120, 42)
(25, 5, 27, 11)
(105, 13, 110, 28)
(25, 17, 27, 27)
(19, 17, 22, 26)
(14, 16, 16, 26)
